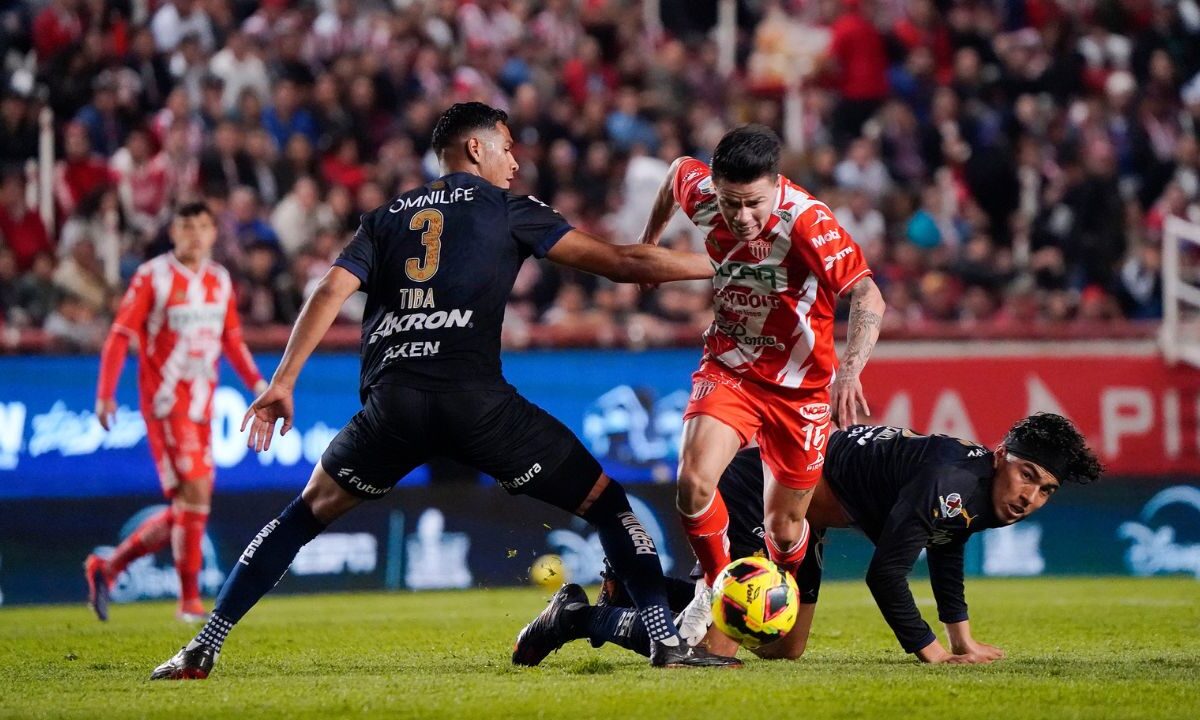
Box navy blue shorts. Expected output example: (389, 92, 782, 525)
(321, 383, 602, 512)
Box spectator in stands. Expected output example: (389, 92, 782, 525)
(10, 251, 58, 328)
(209, 31, 270, 114)
(54, 122, 114, 218)
(111, 128, 170, 239)
(228, 186, 279, 253)
(0, 167, 52, 271)
(0, 246, 18, 318)
(2, 0, 1198, 348)
(52, 236, 109, 315)
(126, 26, 173, 116)
(32, 0, 82, 65)
(261, 78, 318, 151)
(74, 74, 127, 158)
(199, 120, 255, 197)
(270, 176, 328, 258)
(43, 291, 104, 350)
(0, 86, 37, 165)
(236, 238, 297, 326)
(244, 127, 280, 206)
(151, 0, 215, 54)
(826, 0, 889, 147)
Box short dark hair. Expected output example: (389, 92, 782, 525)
(175, 201, 213, 220)
(431, 102, 509, 154)
(1003, 413, 1103, 485)
(711, 124, 781, 184)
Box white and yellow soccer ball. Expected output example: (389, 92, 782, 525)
(529, 554, 566, 589)
(710, 556, 799, 648)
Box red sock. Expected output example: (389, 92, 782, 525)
(766, 519, 810, 574)
(173, 510, 208, 604)
(680, 491, 731, 586)
(106, 507, 175, 578)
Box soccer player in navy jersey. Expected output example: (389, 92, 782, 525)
(151, 102, 740, 679)
(512, 414, 1102, 665)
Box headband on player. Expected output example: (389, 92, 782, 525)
(1003, 438, 1070, 484)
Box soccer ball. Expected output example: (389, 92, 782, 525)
(710, 556, 799, 648)
(529, 554, 566, 589)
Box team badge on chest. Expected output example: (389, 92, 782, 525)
(748, 237, 772, 261)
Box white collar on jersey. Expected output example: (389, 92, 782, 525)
(168, 253, 210, 278)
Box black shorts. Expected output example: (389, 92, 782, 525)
(321, 383, 603, 512)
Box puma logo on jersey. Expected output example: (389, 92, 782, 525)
(823, 246, 855, 270)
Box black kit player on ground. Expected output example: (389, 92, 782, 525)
(150, 102, 740, 680)
(512, 414, 1102, 666)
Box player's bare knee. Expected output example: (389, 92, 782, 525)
(764, 513, 805, 549)
(753, 641, 807, 661)
(173, 477, 213, 511)
(301, 464, 360, 524)
(676, 471, 716, 516)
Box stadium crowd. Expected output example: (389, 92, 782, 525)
(0, 0, 1198, 351)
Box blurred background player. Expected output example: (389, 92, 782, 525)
(150, 102, 737, 680)
(86, 202, 266, 623)
(638, 124, 886, 639)
(513, 414, 1102, 665)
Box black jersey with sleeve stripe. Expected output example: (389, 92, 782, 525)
(824, 425, 1003, 652)
(333, 173, 571, 398)
(823, 425, 1000, 543)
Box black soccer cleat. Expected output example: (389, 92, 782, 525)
(84, 554, 110, 622)
(595, 559, 631, 608)
(650, 640, 743, 668)
(149, 644, 218, 680)
(512, 583, 588, 667)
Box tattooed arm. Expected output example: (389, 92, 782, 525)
(832, 276, 885, 427)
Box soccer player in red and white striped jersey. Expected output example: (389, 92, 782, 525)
(85, 202, 266, 622)
(639, 125, 886, 641)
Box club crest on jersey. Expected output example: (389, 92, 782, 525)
(798, 403, 831, 423)
(748, 237, 772, 261)
(691, 378, 716, 401)
(939, 493, 975, 526)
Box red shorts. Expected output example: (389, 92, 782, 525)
(144, 414, 214, 497)
(683, 360, 831, 490)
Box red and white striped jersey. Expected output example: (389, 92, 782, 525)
(674, 157, 873, 391)
(100, 254, 261, 422)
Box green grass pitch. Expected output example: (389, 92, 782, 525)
(1, 577, 1197, 719)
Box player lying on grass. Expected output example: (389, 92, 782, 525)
(513, 413, 1102, 665)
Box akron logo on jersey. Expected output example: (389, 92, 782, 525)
(748, 237, 772, 261)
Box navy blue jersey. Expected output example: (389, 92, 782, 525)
(334, 173, 570, 397)
(824, 425, 1002, 652)
(719, 427, 1004, 653)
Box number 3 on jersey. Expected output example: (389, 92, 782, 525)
(406, 208, 443, 282)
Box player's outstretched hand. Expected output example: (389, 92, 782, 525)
(916, 639, 1000, 665)
(830, 372, 870, 428)
(949, 639, 1005, 664)
(95, 398, 117, 431)
(241, 382, 295, 453)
